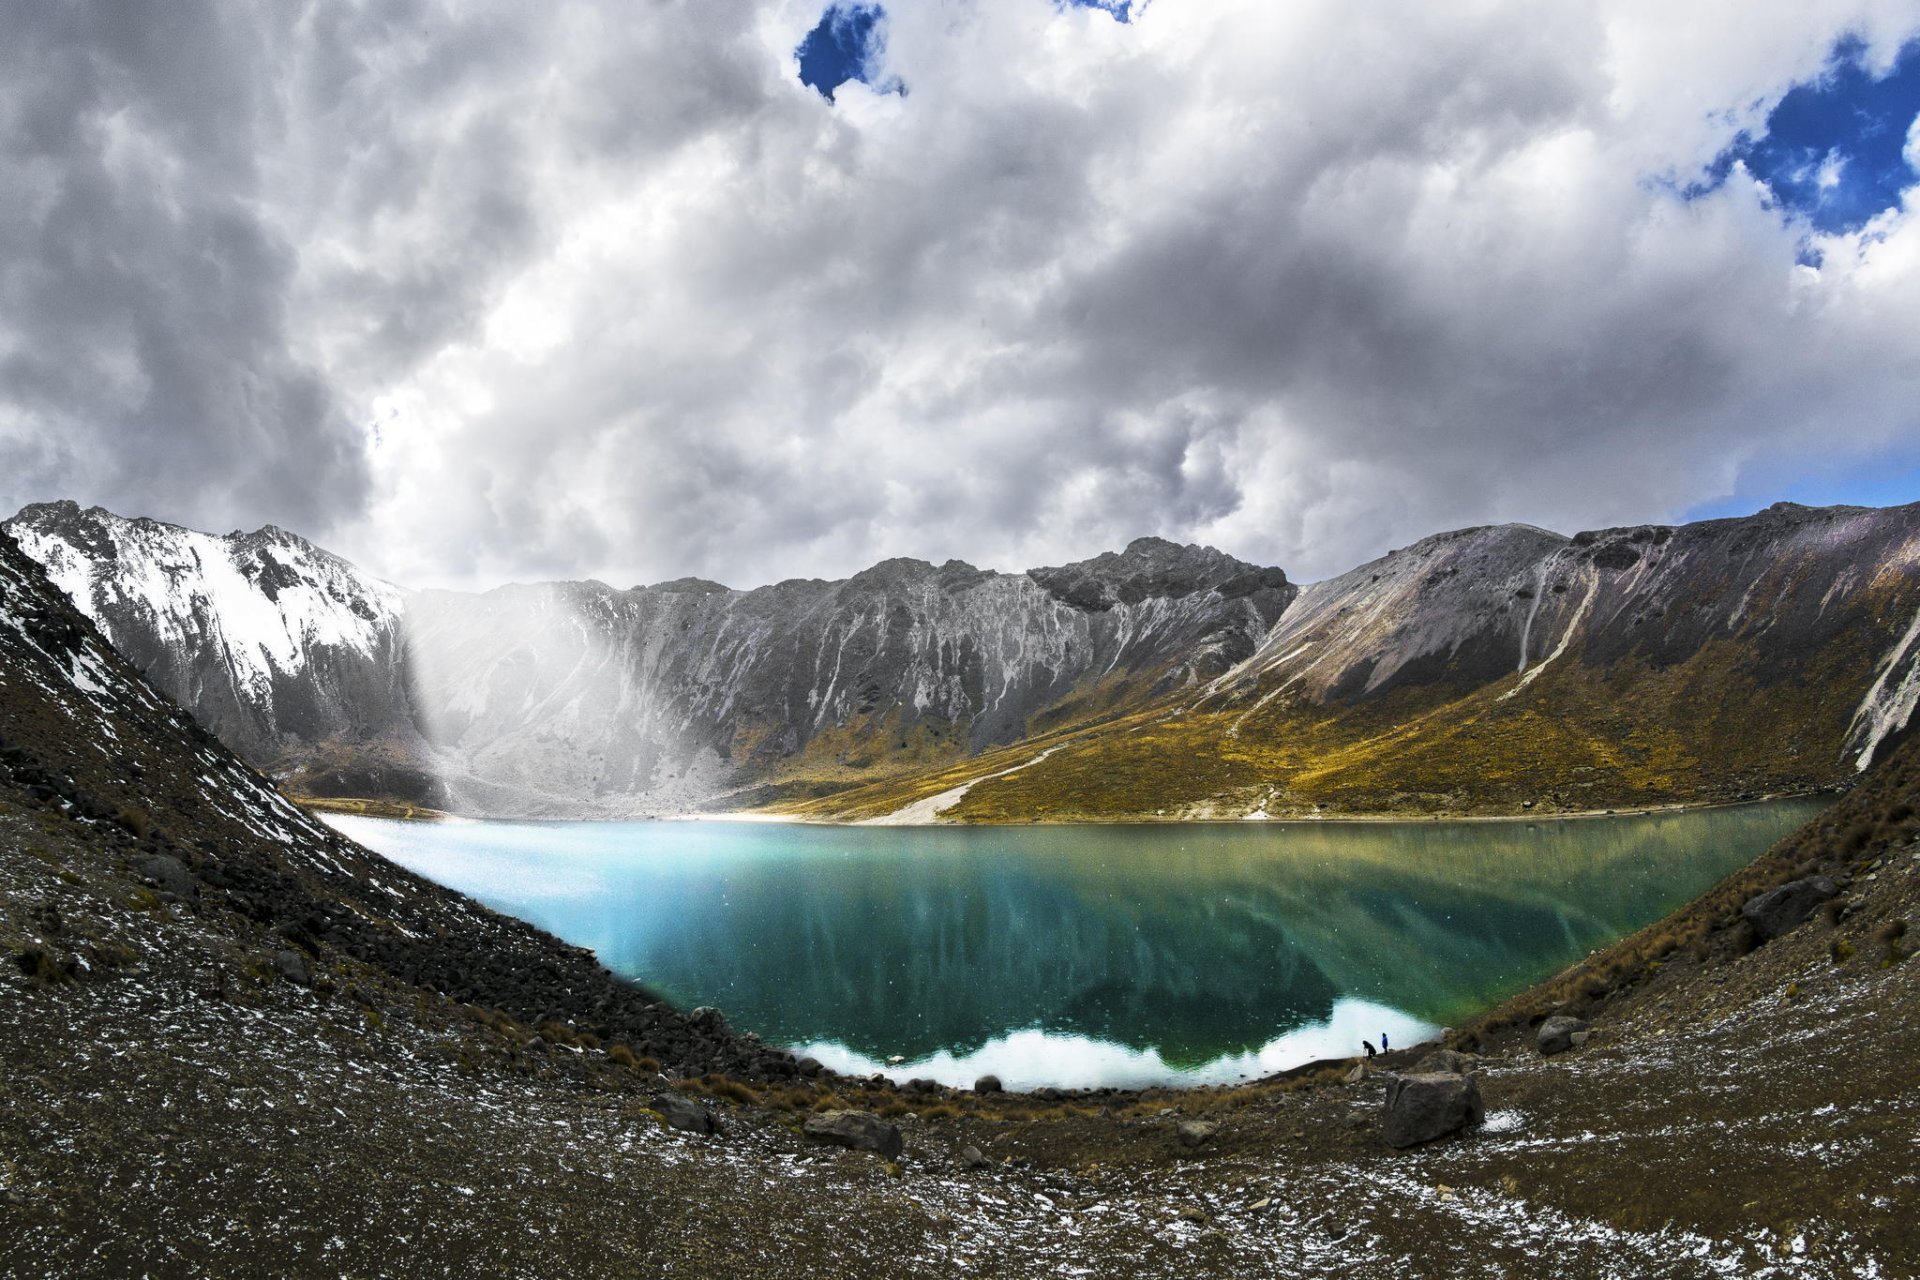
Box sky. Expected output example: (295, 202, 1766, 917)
(4, 2, 1920, 591)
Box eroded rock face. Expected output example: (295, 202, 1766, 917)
(803, 1110, 903, 1158)
(1742, 876, 1841, 942)
(1381, 1072, 1484, 1149)
(1536, 1016, 1591, 1057)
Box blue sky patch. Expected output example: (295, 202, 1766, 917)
(1692, 36, 1920, 236)
(796, 4, 903, 102)
(1061, 0, 1134, 20)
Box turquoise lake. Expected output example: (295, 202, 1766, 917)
(326, 802, 1823, 1089)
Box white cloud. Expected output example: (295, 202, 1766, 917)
(7, 1, 1920, 590)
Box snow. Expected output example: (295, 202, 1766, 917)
(1846, 601, 1920, 770)
(9, 512, 406, 706)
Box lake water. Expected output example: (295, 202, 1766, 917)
(326, 802, 1823, 1090)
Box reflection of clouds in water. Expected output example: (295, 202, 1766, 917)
(794, 998, 1437, 1091)
(323, 815, 612, 903)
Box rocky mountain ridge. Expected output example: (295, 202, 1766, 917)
(783, 500, 1920, 821)
(9, 498, 1920, 820)
(5, 503, 1293, 816)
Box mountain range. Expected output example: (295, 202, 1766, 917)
(7, 497, 1919, 820)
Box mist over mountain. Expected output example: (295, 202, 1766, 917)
(7, 497, 1918, 820)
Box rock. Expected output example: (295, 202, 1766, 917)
(1344, 1062, 1369, 1084)
(956, 1144, 992, 1170)
(804, 1110, 904, 1158)
(1742, 876, 1840, 941)
(653, 1092, 717, 1135)
(1413, 1049, 1477, 1075)
(269, 949, 311, 987)
(1176, 1120, 1218, 1148)
(1536, 1015, 1590, 1056)
(1381, 1072, 1484, 1149)
(973, 1074, 1003, 1094)
(796, 1056, 823, 1077)
(134, 854, 196, 899)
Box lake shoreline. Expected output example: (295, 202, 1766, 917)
(300, 788, 1838, 828)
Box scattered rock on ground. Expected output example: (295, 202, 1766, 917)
(1536, 1015, 1590, 1056)
(973, 1074, 1002, 1093)
(269, 949, 311, 986)
(1344, 1062, 1369, 1084)
(1176, 1120, 1219, 1149)
(1742, 876, 1841, 941)
(956, 1144, 992, 1170)
(652, 1092, 718, 1135)
(1413, 1049, 1477, 1075)
(803, 1110, 904, 1158)
(134, 853, 196, 899)
(1382, 1072, 1484, 1149)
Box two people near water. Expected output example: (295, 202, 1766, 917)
(1361, 1032, 1391, 1058)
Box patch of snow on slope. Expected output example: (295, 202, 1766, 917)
(1847, 601, 1920, 770)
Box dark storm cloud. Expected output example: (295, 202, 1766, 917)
(0, 4, 365, 533)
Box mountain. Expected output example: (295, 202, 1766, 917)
(10, 498, 1919, 820)
(4, 502, 1292, 816)
(787, 501, 1920, 821)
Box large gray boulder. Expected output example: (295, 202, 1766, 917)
(1742, 876, 1840, 942)
(803, 1110, 904, 1158)
(1382, 1072, 1484, 1149)
(1536, 1015, 1590, 1056)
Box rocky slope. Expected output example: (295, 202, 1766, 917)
(3, 515, 1915, 1277)
(808, 501, 1920, 821)
(10, 498, 1920, 820)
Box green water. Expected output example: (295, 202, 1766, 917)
(327, 801, 1823, 1089)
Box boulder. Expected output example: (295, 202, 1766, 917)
(134, 854, 196, 899)
(955, 1144, 992, 1170)
(1343, 1062, 1369, 1084)
(973, 1074, 1003, 1094)
(1742, 876, 1840, 942)
(803, 1110, 904, 1158)
(653, 1093, 717, 1135)
(1381, 1072, 1484, 1149)
(269, 949, 311, 987)
(1413, 1049, 1477, 1075)
(1176, 1120, 1219, 1149)
(1536, 1016, 1589, 1056)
